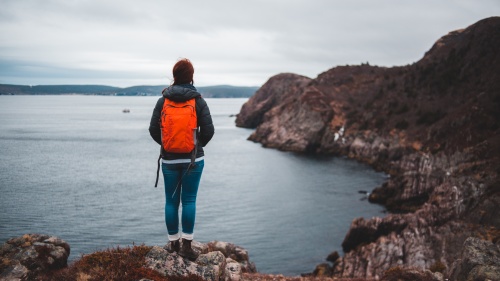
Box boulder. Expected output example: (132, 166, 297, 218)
(326, 251, 340, 263)
(224, 258, 242, 281)
(450, 237, 500, 281)
(207, 241, 256, 273)
(0, 234, 70, 281)
(145, 240, 256, 281)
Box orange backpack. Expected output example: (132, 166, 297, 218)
(160, 98, 198, 153)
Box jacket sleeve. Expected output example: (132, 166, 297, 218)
(149, 97, 164, 145)
(196, 97, 214, 147)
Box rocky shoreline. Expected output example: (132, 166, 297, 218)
(236, 17, 500, 280)
(1, 233, 499, 280)
(2, 17, 499, 281)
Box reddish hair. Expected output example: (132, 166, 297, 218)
(172, 58, 194, 85)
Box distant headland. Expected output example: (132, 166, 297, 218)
(0, 84, 258, 98)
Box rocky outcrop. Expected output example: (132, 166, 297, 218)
(0, 234, 70, 281)
(236, 17, 500, 279)
(0, 235, 255, 281)
(450, 237, 500, 281)
(146, 245, 226, 281)
(236, 73, 312, 129)
(207, 241, 257, 274)
(145, 240, 256, 281)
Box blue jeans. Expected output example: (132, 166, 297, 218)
(162, 160, 204, 238)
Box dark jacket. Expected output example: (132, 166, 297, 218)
(149, 84, 214, 160)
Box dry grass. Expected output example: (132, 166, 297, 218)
(38, 245, 204, 281)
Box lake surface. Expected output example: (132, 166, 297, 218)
(0, 95, 386, 276)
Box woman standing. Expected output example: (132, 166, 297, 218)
(149, 58, 214, 260)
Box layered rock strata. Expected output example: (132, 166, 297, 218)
(236, 17, 500, 279)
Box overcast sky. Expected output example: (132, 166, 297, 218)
(0, 0, 499, 87)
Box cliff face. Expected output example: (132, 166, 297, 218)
(235, 73, 312, 129)
(236, 17, 500, 278)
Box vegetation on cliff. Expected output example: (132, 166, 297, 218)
(40, 245, 182, 281)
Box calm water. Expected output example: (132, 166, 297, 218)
(0, 96, 386, 276)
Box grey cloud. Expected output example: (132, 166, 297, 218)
(0, 0, 499, 87)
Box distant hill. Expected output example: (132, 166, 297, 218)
(0, 84, 258, 98)
(0, 84, 120, 95)
(197, 85, 259, 98)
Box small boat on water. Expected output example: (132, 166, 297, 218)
(122, 109, 130, 113)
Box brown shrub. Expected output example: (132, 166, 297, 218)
(39, 245, 204, 281)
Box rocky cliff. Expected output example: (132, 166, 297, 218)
(236, 17, 500, 279)
(2, 234, 499, 280)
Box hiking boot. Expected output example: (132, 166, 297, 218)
(179, 239, 199, 261)
(165, 240, 180, 253)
